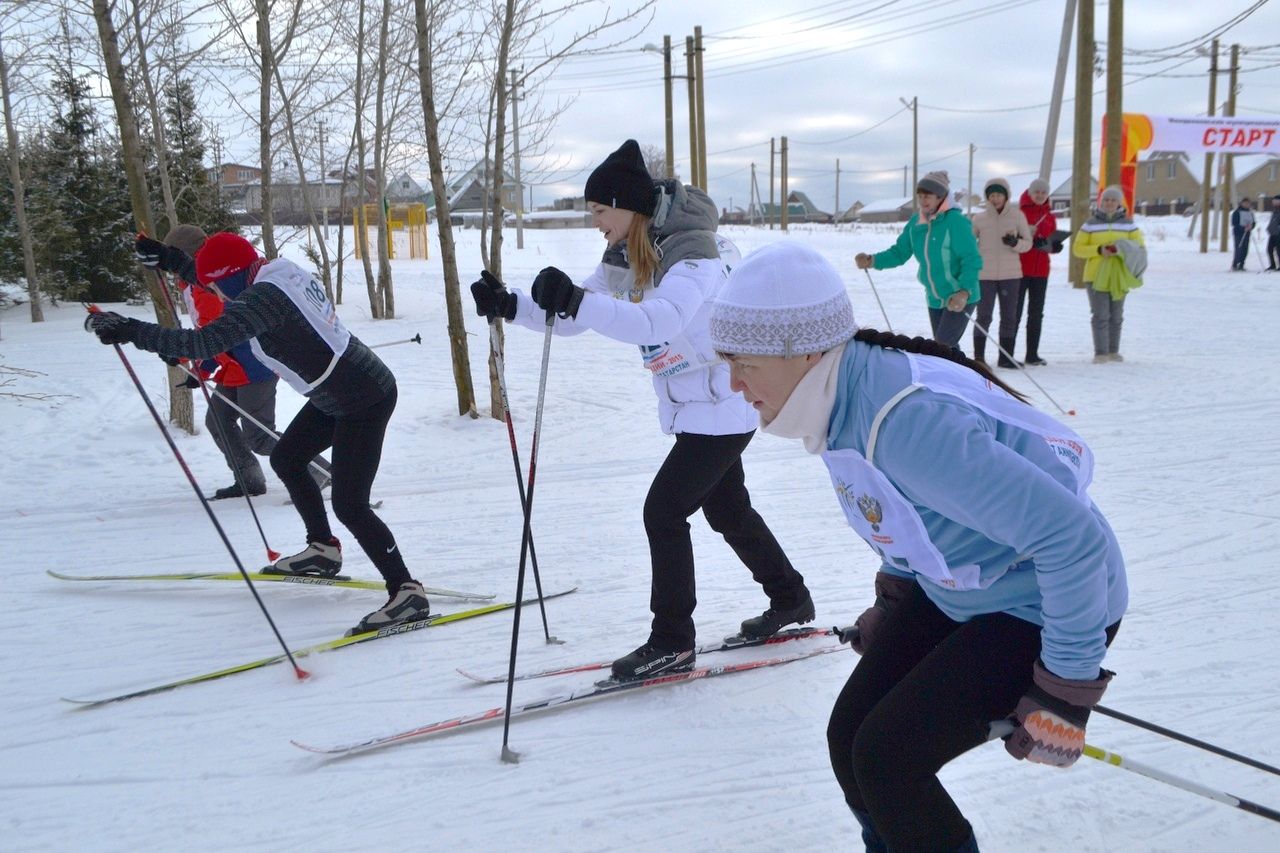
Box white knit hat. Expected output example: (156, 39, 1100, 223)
(710, 243, 858, 357)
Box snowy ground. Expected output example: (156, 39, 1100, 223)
(1, 219, 1278, 852)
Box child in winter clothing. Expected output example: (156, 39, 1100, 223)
(135, 227, 331, 499)
(1072, 186, 1146, 362)
(855, 170, 983, 351)
(1231, 198, 1256, 271)
(710, 242, 1126, 853)
(1017, 178, 1058, 365)
(470, 140, 812, 681)
(89, 233, 427, 636)
(970, 177, 1032, 367)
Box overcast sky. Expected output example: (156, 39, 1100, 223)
(511, 0, 1280, 213)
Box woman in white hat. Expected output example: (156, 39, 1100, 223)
(709, 242, 1127, 852)
(470, 140, 814, 681)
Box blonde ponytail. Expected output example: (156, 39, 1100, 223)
(626, 214, 659, 301)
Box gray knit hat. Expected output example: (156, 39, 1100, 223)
(916, 170, 950, 198)
(710, 243, 858, 357)
(1099, 185, 1126, 206)
(1028, 178, 1051, 195)
(164, 223, 208, 256)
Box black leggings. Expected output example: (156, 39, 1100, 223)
(827, 584, 1119, 851)
(643, 431, 807, 649)
(270, 387, 410, 592)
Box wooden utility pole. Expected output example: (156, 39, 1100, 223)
(769, 137, 775, 230)
(1103, 0, 1122, 191)
(1042, 0, 1078, 180)
(1220, 43, 1240, 253)
(685, 36, 698, 189)
(1199, 39, 1218, 253)
(663, 35, 674, 178)
(902, 96, 918, 207)
(967, 143, 975, 215)
(780, 135, 789, 232)
(1069, 0, 1095, 288)
(694, 26, 708, 191)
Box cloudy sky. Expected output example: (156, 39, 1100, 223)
(517, 0, 1280, 212)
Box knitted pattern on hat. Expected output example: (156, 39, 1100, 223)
(710, 242, 858, 357)
(916, 170, 950, 198)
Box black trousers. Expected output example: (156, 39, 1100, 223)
(827, 584, 1118, 851)
(973, 279, 1021, 359)
(644, 431, 807, 649)
(1232, 227, 1250, 269)
(270, 387, 410, 592)
(1267, 233, 1280, 269)
(1017, 276, 1048, 359)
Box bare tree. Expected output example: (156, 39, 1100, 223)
(412, 0, 478, 417)
(0, 19, 43, 323)
(90, 0, 194, 433)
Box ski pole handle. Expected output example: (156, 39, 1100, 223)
(368, 333, 422, 350)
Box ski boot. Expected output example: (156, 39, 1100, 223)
(263, 537, 342, 578)
(738, 591, 816, 641)
(346, 581, 431, 636)
(610, 643, 696, 681)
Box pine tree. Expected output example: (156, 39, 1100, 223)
(27, 68, 135, 302)
(160, 78, 236, 237)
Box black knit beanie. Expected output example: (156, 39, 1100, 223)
(584, 139, 656, 217)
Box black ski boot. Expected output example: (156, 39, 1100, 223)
(739, 591, 816, 640)
(346, 581, 431, 637)
(610, 643, 695, 681)
(211, 480, 266, 500)
(263, 537, 342, 577)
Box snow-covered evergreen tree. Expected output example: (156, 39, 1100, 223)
(157, 78, 236, 237)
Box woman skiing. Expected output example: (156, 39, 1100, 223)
(470, 139, 813, 681)
(709, 242, 1127, 852)
(87, 232, 428, 636)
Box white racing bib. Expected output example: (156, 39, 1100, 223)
(248, 258, 351, 393)
(823, 352, 1094, 591)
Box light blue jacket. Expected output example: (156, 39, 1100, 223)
(826, 342, 1128, 679)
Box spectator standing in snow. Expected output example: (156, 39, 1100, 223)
(1072, 186, 1146, 363)
(1231, 197, 1255, 271)
(469, 139, 813, 681)
(970, 177, 1032, 367)
(1017, 178, 1059, 365)
(855, 170, 983, 353)
(709, 242, 1127, 853)
(1267, 195, 1280, 271)
(88, 232, 426, 636)
(135, 227, 331, 499)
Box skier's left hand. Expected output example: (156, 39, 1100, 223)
(1004, 660, 1112, 768)
(531, 266, 585, 319)
(85, 311, 139, 345)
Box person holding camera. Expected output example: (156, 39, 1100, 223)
(971, 177, 1032, 367)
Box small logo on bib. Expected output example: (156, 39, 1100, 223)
(856, 494, 884, 531)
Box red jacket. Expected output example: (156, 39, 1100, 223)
(179, 279, 252, 387)
(1019, 190, 1057, 278)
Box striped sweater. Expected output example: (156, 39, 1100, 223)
(130, 283, 395, 417)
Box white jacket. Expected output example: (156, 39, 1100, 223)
(511, 254, 757, 436)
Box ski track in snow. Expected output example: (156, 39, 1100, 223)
(1, 223, 1278, 851)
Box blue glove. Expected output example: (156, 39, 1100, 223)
(85, 312, 138, 345)
(531, 266, 585, 319)
(469, 270, 517, 322)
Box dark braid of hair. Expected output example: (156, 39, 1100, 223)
(853, 328, 1031, 405)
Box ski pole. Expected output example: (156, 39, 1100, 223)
(1094, 704, 1280, 778)
(369, 332, 422, 350)
(489, 319, 558, 645)
(969, 316, 1075, 417)
(1252, 230, 1267, 273)
(988, 720, 1279, 824)
(148, 266, 280, 562)
(85, 305, 308, 683)
(500, 309, 556, 764)
(861, 268, 893, 331)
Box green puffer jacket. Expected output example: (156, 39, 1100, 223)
(873, 204, 983, 308)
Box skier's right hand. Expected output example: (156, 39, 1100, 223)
(854, 253, 874, 270)
(470, 270, 517, 323)
(85, 311, 139, 345)
(135, 234, 165, 268)
(945, 289, 970, 312)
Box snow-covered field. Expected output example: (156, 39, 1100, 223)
(1, 219, 1277, 852)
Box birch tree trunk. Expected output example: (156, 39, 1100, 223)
(254, 1, 277, 257)
(371, 0, 392, 318)
(128, 0, 178, 234)
(411, 0, 475, 417)
(483, 0, 517, 419)
(0, 32, 42, 323)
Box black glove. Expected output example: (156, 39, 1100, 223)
(849, 571, 916, 655)
(1001, 232, 1019, 248)
(531, 266, 586, 319)
(135, 234, 191, 276)
(85, 311, 138, 345)
(1032, 236, 1050, 251)
(175, 374, 202, 389)
(469, 270, 517, 323)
